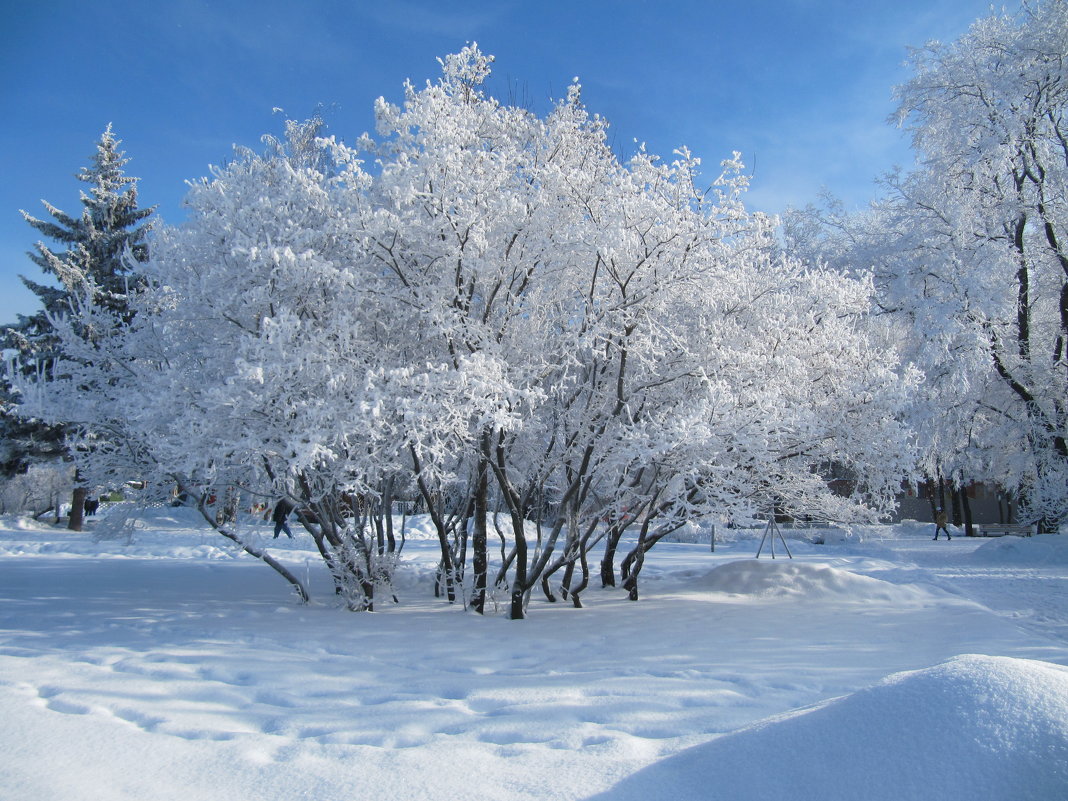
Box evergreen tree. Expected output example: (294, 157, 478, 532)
(2, 124, 154, 527)
(0, 379, 65, 478)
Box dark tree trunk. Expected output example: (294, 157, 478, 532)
(472, 453, 488, 614)
(509, 507, 528, 620)
(67, 486, 87, 532)
(570, 544, 589, 609)
(960, 485, 975, 537)
(621, 545, 644, 601)
(600, 526, 624, 587)
(950, 485, 963, 528)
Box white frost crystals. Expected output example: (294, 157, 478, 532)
(787, 2, 1068, 532)
(12, 45, 917, 615)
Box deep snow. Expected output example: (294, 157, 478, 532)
(1, 507, 1066, 800)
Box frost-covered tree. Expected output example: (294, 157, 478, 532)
(33, 119, 390, 605)
(3, 125, 153, 526)
(784, 196, 998, 531)
(16, 48, 917, 615)
(791, 2, 1068, 532)
(13, 124, 152, 353)
(363, 49, 915, 614)
(891, 1, 1068, 531)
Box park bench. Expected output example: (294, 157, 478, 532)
(975, 523, 1035, 537)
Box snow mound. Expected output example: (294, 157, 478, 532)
(968, 534, 1068, 566)
(687, 558, 933, 603)
(6, 515, 57, 532)
(588, 654, 1068, 801)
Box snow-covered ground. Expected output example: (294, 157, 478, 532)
(1, 507, 1066, 800)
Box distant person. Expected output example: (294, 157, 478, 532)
(272, 498, 295, 539)
(932, 507, 951, 540)
(84, 497, 99, 516)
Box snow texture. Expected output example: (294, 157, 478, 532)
(1, 509, 1066, 800)
(591, 655, 1068, 801)
(685, 558, 942, 603)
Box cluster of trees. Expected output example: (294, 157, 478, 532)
(5, 2, 1065, 616)
(787, 0, 1068, 533)
(6, 48, 913, 617)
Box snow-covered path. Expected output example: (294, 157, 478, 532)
(888, 535, 1068, 648)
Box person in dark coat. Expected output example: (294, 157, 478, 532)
(932, 506, 951, 540)
(272, 498, 295, 539)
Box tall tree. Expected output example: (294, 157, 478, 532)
(3, 124, 154, 527)
(889, 1, 1067, 530)
(787, 1, 1068, 532)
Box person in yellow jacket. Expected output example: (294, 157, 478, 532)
(932, 507, 951, 540)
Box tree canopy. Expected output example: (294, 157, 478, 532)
(12, 47, 916, 615)
(787, 0, 1068, 531)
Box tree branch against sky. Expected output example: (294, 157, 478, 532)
(1, 0, 997, 324)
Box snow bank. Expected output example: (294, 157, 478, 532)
(686, 558, 937, 603)
(968, 534, 1068, 566)
(590, 654, 1068, 801)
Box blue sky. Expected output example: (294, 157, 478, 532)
(1, 0, 998, 325)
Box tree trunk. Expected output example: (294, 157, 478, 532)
(950, 484, 963, 528)
(960, 484, 975, 537)
(621, 545, 644, 601)
(210, 510, 309, 603)
(570, 546, 588, 609)
(509, 507, 528, 620)
(410, 445, 456, 603)
(600, 525, 624, 587)
(472, 453, 488, 614)
(67, 486, 87, 532)
(382, 476, 397, 554)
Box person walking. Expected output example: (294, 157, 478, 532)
(272, 498, 295, 539)
(932, 506, 951, 540)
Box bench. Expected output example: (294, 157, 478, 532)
(975, 523, 1035, 537)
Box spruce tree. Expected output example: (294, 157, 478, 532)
(2, 124, 154, 528)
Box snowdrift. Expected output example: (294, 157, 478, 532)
(686, 558, 937, 603)
(968, 534, 1068, 566)
(587, 654, 1068, 801)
